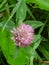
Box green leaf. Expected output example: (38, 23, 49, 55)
(36, 0, 49, 11)
(0, 0, 7, 8)
(33, 35, 41, 50)
(0, 13, 15, 31)
(33, 35, 41, 43)
(0, 30, 27, 65)
(25, 20, 43, 29)
(26, 0, 49, 11)
(0, 29, 16, 65)
(25, 0, 36, 3)
(0, 20, 15, 31)
(16, 0, 27, 25)
(24, 46, 35, 56)
(14, 48, 27, 65)
(33, 38, 41, 50)
(2, 0, 23, 31)
(38, 45, 49, 60)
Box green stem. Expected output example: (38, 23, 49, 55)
(0, 0, 7, 8)
(38, 16, 48, 34)
(30, 56, 34, 65)
(27, 5, 36, 20)
(0, 4, 15, 12)
(29, 4, 38, 9)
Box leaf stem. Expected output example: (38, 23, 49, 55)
(30, 56, 34, 65)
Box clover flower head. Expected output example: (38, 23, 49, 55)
(11, 23, 34, 47)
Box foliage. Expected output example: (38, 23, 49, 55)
(0, 0, 49, 65)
